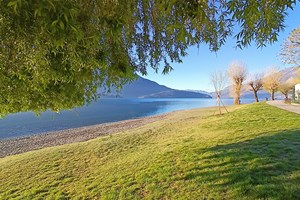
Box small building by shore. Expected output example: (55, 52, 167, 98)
(294, 83, 300, 101)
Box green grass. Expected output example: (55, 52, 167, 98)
(0, 102, 300, 199)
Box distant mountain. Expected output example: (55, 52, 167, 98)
(241, 90, 270, 99)
(280, 66, 300, 82)
(104, 76, 212, 98)
(185, 89, 212, 96)
(118, 76, 170, 98)
(140, 90, 212, 98)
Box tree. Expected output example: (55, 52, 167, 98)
(278, 79, 295, 101)
(248, 73, 263, 102)
(210, 70, 228, 114)
(281, 26, 300, 65)
(227, 61, 247, 105)
(262, 68, 282, 100)
(0, 0, 297, 117)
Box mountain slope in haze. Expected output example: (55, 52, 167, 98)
(119, 76, 170, 97)
(214, 86, 270, 99)
(185, 89, 212, 96)
(140, 90, 212, 98)
(109, 76, 211, 98)
(280, 66, 300, 82)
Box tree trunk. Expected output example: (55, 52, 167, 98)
(253, 90, 259, 102)
(234, 82, 242, 105)
(284, 93, 288, 101)
(271, 91, 275, 100)
(234, 97, 240, 105)
(217, 96, 221, 114)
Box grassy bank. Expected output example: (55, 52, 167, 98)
(0, 103, 300, 199)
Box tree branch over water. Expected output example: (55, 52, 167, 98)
(0, 0, 297, 116)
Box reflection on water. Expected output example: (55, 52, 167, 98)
(0, 98, 255, 139)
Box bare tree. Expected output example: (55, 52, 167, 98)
(227, 61, 247, 105)
(278, 79, 295, 102)
(210, 70, 228, 114)
(262, 68, 282, 100)
(248, 73, 263, 102)
(281, 26, 300, 66)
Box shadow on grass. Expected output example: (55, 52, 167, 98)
(183, 129, 300, 199)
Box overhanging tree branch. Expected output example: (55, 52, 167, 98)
(0, 0, 297, 116)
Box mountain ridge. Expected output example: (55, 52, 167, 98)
(104, 76, 212, 98)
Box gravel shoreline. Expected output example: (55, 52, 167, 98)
(0, 113, 168, 158)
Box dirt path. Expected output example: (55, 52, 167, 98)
(0, 114, 168, 158)
(267, 100, 300, 115)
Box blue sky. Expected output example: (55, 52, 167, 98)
(141, 4, 300, 92)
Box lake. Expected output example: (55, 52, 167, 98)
(0, 98, 255, 139)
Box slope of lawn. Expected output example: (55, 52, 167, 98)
(0, 102, 300, 199)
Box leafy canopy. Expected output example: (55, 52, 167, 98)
(0, 0, 296, 117)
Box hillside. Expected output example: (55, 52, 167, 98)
(140, 90, 211, 98)
(105, 76, 211, 98)
(118, 76, 170, 97)
(281, 66, 300, 81)
(1, 103, 300, 199)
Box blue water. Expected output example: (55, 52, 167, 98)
(0, 98, 255, 139)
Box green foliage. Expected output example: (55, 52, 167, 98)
(0, 103, 300, 199)
(0, 0, 297, 116)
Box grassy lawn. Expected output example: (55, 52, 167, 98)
(0, 102, 300, 199)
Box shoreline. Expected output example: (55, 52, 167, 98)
(0, 113, 169, 158)
(0, 102, 244, 158)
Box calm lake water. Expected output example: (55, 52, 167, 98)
(0, 98, 255, 139)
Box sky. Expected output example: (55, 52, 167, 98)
(141, 4, 300, 92)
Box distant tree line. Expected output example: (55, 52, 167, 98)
(211, 25, 300, 106)
(211, 63, 298, 106)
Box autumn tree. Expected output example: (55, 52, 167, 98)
(278, 79, 295, 101)
(281, 26, 300, 65)
(210, 70, 228, 114)
(248, 73, 263, 102)
(262, 68, 282, 100)
(227, 61, 247, 105)
(0, 0, 297, 117)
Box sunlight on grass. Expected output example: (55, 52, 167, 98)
(0, 102, 300, 199)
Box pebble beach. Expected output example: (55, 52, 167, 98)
(0, 113, 168, 158)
